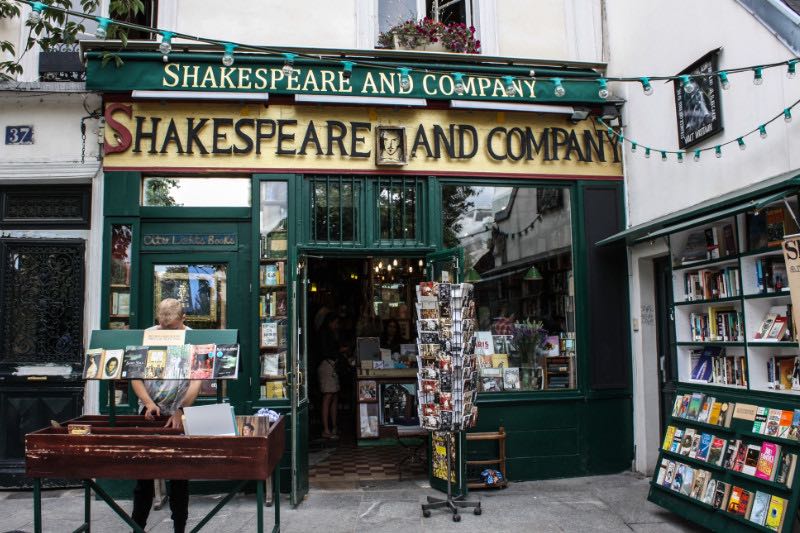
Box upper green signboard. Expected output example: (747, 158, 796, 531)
(85, 53, 605, 104)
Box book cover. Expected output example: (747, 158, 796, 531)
(680, 429, 696, 456)
(765, 495, 786, 531)
(668, 428, 682, 453)
(663, 461, 676, 487)
(164, 345, 191, 380)
(755, 313, 778, 339)
(765, 408, 782, 437)
(689, 469, 708, 499)
(122, 346, 148, 379)
(707, 402, 722, 425)
(790, 410, 800, 440)
(753, 407, 769, 434)
(681, 231, 709, 264)
(723, 439, 740, 469)
(749, 491, 771, 526)
(696, 433, 713, 462)
(687, 393, 704, 420)
(678, 395, 691, 418)
(100, 349, 123, 380)
(212, 344, 240, 379)
(679, 467, 694, 496)
(766, 316, 788, 341)
(775, 452, 797, 488)
(702, 479, 717, 505)
(83, 348, 104, 380)
(732, 441, 748, 472)
(777, 358, 795, 390)
(697, 396, 715, 422)
(236, 415, 269, 436)
(189, 343, 215, 379)
(671, 464, 686, 492)
(261, 353, 281, 377)
(144, 348, 167, 379)
(708, 437, 727, 466)
(726, 486, 750, 516)
(712, 482, 731, 510)
(756, 442, 779, 481)
(688, 433, 702, 459)
(490, 354, 509, 369)
(778, 409, 794, 438)
(742, 444, 762, 476)
(766, 206, 787, 246)
(655, 459, 668, 485)
(662, 426, 676, 451)
(502, 367, 521, 390)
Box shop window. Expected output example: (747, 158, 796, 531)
(0, 239, 85, 365)
(114, 0, 158, 40)
(378, 0, 421, 34)
(377, 176, 420, 243)
(108, 224, 132, 331)
(441, 185, 576, 392)
(426, 0, 468, 25)
(142, 177, 251, 207)
(152, 264, 228, 330)
(309, 176, 361, 244)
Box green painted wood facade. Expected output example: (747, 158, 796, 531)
(98, 170, 631, 494)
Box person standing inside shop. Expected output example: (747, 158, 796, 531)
(317, 313, 348, 439)
(381, 318, 407, 354)
(130, 298, 200, 533)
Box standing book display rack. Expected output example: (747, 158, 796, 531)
(25, 329, 284, 533)
(415, 281, 482, 522)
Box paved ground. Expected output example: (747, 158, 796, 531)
(0, 471, 701, 533)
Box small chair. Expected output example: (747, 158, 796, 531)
(380, 425, 428, 480)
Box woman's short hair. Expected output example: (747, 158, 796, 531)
(157, 298, 185, 324)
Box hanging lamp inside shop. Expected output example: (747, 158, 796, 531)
(523, 265, 543, 281)
(464, 268, 482, 282)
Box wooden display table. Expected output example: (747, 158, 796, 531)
(26, 414, 285, 533)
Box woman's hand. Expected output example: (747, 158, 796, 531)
(164, 411, 184, 431)
(143, 402, 160, 420)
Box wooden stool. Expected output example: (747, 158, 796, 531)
(466, 426, 508, 489)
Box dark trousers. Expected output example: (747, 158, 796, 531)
(132, 478, 189, 532)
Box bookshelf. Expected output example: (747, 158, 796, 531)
(258, 182, 289, 402)
(648, 388, 800, 532)
(668, 196, 800, 396)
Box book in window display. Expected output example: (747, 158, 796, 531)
(189, 344, 215, 379)
(83, 348, 104, 379)
(213, 344, 239, 379)
(122, 346, 148, 379)
(101, 349, 123, 380)
(165, 345, 191, 379)
(144, 348, 167, 379)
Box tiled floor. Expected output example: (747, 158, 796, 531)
(309, 441, 427, 484)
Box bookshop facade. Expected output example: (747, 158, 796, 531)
(86, 46, 631, 501)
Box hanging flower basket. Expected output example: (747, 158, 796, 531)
(379, 18, 481, 54)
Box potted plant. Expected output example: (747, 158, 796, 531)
(511, 319, 547, 390)
(378, 18, 481, 54)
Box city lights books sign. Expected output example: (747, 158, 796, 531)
(674, 50, 723, 149)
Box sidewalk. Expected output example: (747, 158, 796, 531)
(1, 471, 701, 533)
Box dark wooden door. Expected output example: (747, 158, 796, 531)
(653, 256, 677, 436)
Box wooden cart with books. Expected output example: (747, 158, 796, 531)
(25, 414, 285, 533)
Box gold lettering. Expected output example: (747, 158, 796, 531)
(506, 79, 523, 98)
(301, 69, 320, 92)
(218, 67, 236, 89)
(320, 70, 336, 92)
(523, 79, 536, 98)
(337, 71, 354, 93)
(378, 72, 395, 95)
(361, 72, 379, 94)
(477, 78, 491, 96)
(254, 68, 269, 90)
(422, 74, 438, 95)
(270, 68, 285, 90)
(200, 66, 218, 88)
(183, 65, 200, 88)
(163, 63, 180, 87)
(286, 70, 301, 90)
(463, 77, 477, 96)
(239, 67, 252, 89)
(439, 75, 454, 96)
(491, 78, 505, 97)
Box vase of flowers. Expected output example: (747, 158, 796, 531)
(378, 18, 481, 54)
(511, 319, 547, 390)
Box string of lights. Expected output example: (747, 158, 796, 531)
(13, 0, 800, 101)
(597, 95, 800, 162)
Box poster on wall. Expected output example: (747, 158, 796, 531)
(674, 49, 723, 149)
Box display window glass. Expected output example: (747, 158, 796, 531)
(442, 185, 577, 392)
(142, 177, 251, 207)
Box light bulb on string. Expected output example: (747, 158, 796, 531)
(693, 149, 701, 162)
(342, 61, 354, 80)
(387, 264, 392, 272)
(785, 108, 793, 123)
(753, 67, 764, 85)
(679, 75, 696, 94)
(418, 259, 423, 267)
(760, 125, 768, 138)
(95, 17, 110, 39)
(677, 152, 684, 163)
(159, 31, 173, 61)
(408, 266, 413, 273)
(789, 60, 798, 79)
(644, 147, 651, 159)
(597, 78, 609, 99)
(374, 266, 379, 273)
(640, 77, 653, 95)
(737, 137, 746, 150)
(453, 72, 466, 96)
(28, 2, 45, 23)
(392, 259, 398, 266)
(552, 77, 565, 97)
(378, 261, 383, 269)
(222, 43, 236, 67)
(631, 142, 637, 153)
(503, 76, 517, 97)
(718, 71, 730, 90)
(715, 146, 722, 158)
(660, 151, 667, 162)
(398, 67, 411, 90)
(282, 53, 296, 76)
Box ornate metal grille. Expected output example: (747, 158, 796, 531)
(38, 44, 86, 82)
(0, 186, 91, 228)
(0, 240, 85, 364)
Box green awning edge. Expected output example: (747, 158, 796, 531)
(596, 172, 800, 246)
